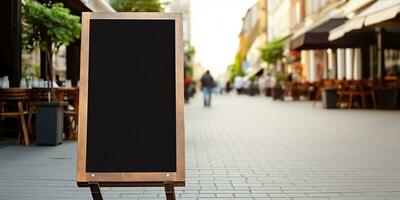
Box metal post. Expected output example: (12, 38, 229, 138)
(376, 27, 385, 85)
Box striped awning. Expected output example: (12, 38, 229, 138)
(329, 0, 400, 41)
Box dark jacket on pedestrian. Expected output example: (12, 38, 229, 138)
(201, 72, 214, 89)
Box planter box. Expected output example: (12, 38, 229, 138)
(375, 88, 398, 110)
(322, 89, 337, 109)
(249, 85, 257, 96)
(266, 87, 272, 97)
(272, 86, 284, 101)
(35, 101, 67, 145)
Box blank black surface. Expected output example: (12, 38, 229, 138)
(86, 19, 176, 173)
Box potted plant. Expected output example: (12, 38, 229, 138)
(259, 38, 284, 68)
(272, 72, 286, 101)
(260, 38, 285, 100)
(321, 87, 338, 109)
(375, 87, 398, 109)
(22, 1, 81, 145)
(248, 76, 258, 96)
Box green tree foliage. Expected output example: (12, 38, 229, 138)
(185, 67, 193, 81)
(275, 71, 287, 83)
(111, 0, 164, 12)
(184, 45, 196, 69)
(185, 45, 196, 62)
(228, 53, 245, 82)
(22, 1, 81, 99)
(23, 1, 81, 54)
(260, 38, 285, 65)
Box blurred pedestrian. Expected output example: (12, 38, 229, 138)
(225, 81, 232, 93)
(258, 74, 268, 96)
(287, 73, 293, 82)
(218, 80, 225, 94)
(184, 71, 191, 103)
(201, 70, 214, 107)
(234, 76, 244, 95)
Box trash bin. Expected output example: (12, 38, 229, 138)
(322, 88, 337, 109)
(272, 86, 284, 101)
(375, 88, 398, 110)
(249, 84, 257, 96)
(266, 87, 272, 97)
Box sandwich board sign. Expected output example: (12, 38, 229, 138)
(76, 12, 185, 200)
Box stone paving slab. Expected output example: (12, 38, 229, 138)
(1, 94, 400, 199)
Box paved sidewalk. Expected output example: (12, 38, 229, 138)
(1, 94, 400, 199)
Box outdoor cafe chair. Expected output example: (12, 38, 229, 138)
(336, 80, 351, 108)
(362, 79, 377, 109)
(348, 79, 377, 109)
(0, 88, 30, 145)
(337, 80, 376, 109)
(56, 88, 79, 140)
(348, 80, 365, 108)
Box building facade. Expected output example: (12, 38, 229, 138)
(237, 0, 267, 78)
(288, 0, 376, 83)
(268, 0, 291, 41)
(165, 0, 191, 44)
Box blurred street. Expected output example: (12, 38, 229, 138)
(1, 94, 400, 199)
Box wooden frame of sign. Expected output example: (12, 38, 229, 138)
(76, 12, 185, 195)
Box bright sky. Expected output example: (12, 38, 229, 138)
(190, 0, 257, 77)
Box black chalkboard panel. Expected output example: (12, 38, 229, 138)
(85, 19, 176, 173)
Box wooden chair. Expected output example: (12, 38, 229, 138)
(297, 82, 309, 99)
(384, 76, 399, 88)
(362, 79, 377, 109)
(348, 80, 365, 108)
(56, 88, 79, 140)
(339, 80, 377, 109)
(336, 80, 351, 108)
(291, 82, 301, 100)
(0, 88, 30, 145)
(311, 81, 321, 106)
(284, 82, 296, 100)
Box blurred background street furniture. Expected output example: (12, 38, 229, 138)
(0, 86, 79, 145)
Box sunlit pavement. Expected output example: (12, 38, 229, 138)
(1, 93, 400, 199)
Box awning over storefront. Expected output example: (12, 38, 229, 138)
(89, 0, 115, 12)
(244, 67, 263, 80)
(340, 0, 375, 16)
(329, 0, 400, 41)
(364, 0, 400, 26)
(244, 56, 264, 80)
(290, 16, 347, 50)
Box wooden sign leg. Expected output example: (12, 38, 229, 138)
(164, 182, 176, 200)
(89, 182, 103, 200)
